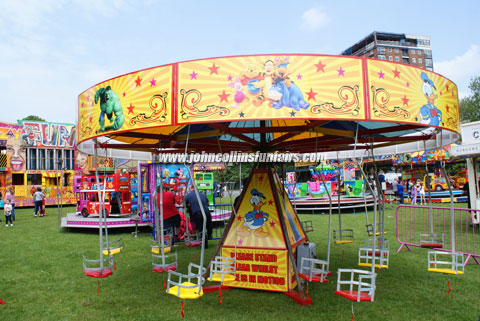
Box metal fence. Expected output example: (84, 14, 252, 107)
(395, 204, 480, 265)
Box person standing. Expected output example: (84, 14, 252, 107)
(392, 178, 399, 203)
(4, 188, 15, 221)
(33, 187, 45, 217)
(411, 182, 418, 205)
(397, 180, 404, 204)
(156, 185, 181, 245)
(418, 182, 426, 205)
(4, 199, 13, 227)
(185, 185, 213, 247)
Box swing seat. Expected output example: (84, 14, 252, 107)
(427, 251, 464, 275)
(301, 220, 314, 233)
(185, 240, 202, 247)
(153, 263, 177, 273)
(358, 247, 389, 269)
(208, 256, 236, 282)
(299, 257, 330, 283)
(334, 290, 372, 302)
(84, 268, 113, 278)
(358, 263, 388, 269)
(102, 237, 124, 256)
(152, 251, 178, 274)
(421, 244, 443, 248)
(333, 229, 354, 244)
(151, 246, 171, 254)
(167, 282, 204, 299)
(82, 256, 114, 278)
(166, 263, 206, 299)
(335, 269, 376, 302)
(208, 273, 236, 282)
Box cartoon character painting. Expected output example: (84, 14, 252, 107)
(228, 78, 247, 109)
(6, 136, 25, 172)
(238, 189, 269, 238)
(94, 86, 125, 132)
(418, 72, 442, 126)
(270, 77, 310, 111)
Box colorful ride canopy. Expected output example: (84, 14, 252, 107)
(77, 54, 460, 158)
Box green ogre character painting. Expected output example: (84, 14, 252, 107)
(94, 86, 125, 132)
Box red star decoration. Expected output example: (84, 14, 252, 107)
(258, 176, 263, 181)
(135, 76, 142, 87)
(150, 78, 156, 86)
(446, 105, 450, 112)
(218, 90, 229, 103)
(209, 62, 220, 75)
(306, 88, 317, 101)
(401, 95, 409, 106)
(237, 215, 242, 222)
(88, 115, 93, 123)
(86, 95, 90, 101)
(81, 102, 84, 107)
(238, 239, 243, 245)
(269, 221, 276, 228)
(392, 68, 401, 79)
(127, 103, 135, 114)
(445, 84, 450, 92)
(314, 60, 326, 72)
(123, 92, 126, 97)
(268, 200, 274, 205)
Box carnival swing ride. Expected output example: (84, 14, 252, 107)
(77, 54, 460, 303)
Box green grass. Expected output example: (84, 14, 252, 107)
(1, 205, 479, 320)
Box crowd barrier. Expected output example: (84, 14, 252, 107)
(395, 204, 480, 265)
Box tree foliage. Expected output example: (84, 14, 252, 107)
(22, 115, 46, 122)
(460, 76, 480, 123)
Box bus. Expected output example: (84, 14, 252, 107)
(75, 173, 131, 217)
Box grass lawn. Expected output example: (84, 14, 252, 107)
(0, 204, 479, 321)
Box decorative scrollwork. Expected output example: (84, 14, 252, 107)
(180, 89, 230, 119)
(310, 85, 360, 115)
(129, 93, 168, 126)
(371, 86, 409, 118)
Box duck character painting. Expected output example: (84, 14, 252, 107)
(418, 72, 442, 127)
(238, 189, 270, 238)
(94, 86, 125, 132)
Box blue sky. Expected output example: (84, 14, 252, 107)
(1, 0, 479, 125)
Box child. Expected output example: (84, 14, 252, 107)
(33, 187, 45, 217)
(397, 181, 404, 204)
(4, 199, 13, 227)
(411, 181, 418, 205)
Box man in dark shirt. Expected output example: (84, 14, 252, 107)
(185, 185, 213, 245)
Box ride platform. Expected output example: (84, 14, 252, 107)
(61, 212, 151, 229)
(290, 195, 375, 214)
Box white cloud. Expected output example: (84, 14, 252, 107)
(300, 7, 330, 31)
(435, 44, 480, 99)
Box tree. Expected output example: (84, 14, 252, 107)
(460, 76, 480, 123)
(22, 115, 46, 122)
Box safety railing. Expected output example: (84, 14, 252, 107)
(396, 204, 480, 265)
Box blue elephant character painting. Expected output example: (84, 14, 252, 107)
(95, 86, 125, 132)
(418, 72, 442, 126)
(238, 189, 270, 238)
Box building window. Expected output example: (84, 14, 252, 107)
(39, 149, 46, 170)
(395, 57, 400, 62)
(419, 58, 423, 64)
(425, 50, 432, 58)
(411, 49, 415, 55)
(27, 174, 42, 186)
(377, 47, 385, 54)
(47, 149, 54, 170)
(412, 57, 416, 63)
(378, 55, 386, 60)
(12, 173, 24, 185)
(55, 149, 62, 170)
(402, 58, 409, 63)
(394, 48, 399, 53)
(28, 148, 37, 170)
(417, 50, 423, 56)
(388, 48, 392, 52)
(388, 56, 393, 61)
(418, 39, 430, 46)
(425, 59, 433, 66)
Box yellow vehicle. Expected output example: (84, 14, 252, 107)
(454, 170, 468, 189)
(423, 174, 448, 192)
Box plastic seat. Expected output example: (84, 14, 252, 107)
(420, 233, 444, 248)
(207, 256, 236, 282)
(299, 257, 329, 283)
(335, 269, 376, 302)
(301, 220, 314, 233)
(167, 263, 206, 299)
(102, 237, 124, 256)
(83, 255, 114, 278)
(333, 229, 354, 244)
(152, 251, 178, 274)
(358, 241, 389, 269)
(427, 251, 464, 275)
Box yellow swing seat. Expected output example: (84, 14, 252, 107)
(103, 247, 123, 256)
(167, 282, 204, 299)
(208, 273, 236, 282)
(151, 246, 171, 254)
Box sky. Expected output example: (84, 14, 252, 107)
(1, 0, 479, 125)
